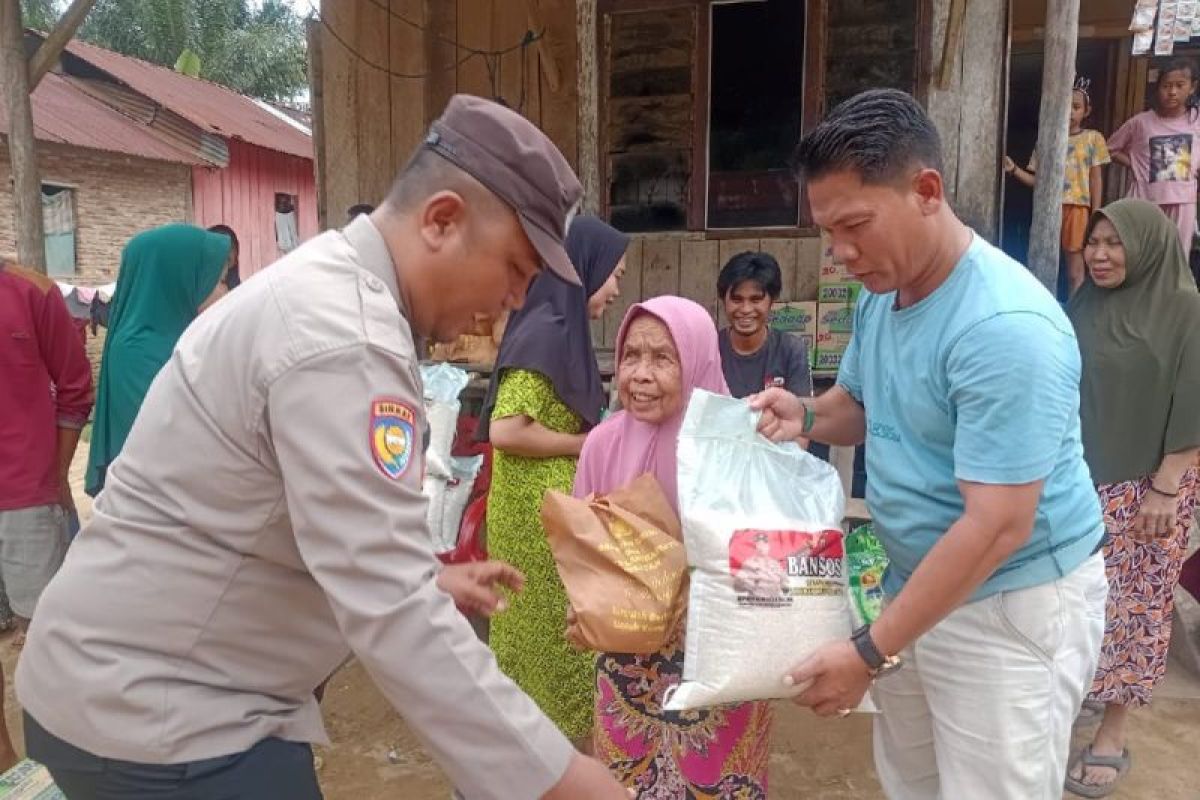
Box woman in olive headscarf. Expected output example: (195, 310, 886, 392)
(1065, 199, 1200, 798)
(85, 224, 232, 497)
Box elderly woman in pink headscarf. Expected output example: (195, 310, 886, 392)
(574, 296, 771, 798)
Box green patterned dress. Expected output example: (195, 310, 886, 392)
(486, 368, 594, 740)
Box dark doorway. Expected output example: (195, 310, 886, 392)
(707, 0, 805, 229)
(1001, 41, 1115, 298)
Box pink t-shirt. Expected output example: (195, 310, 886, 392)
(1108, 109, 1200, 206)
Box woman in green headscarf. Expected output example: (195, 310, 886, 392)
(85, 224, 232, 497)
(1065, 199, 1200, 798)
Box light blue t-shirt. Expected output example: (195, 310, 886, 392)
(838, 234, 1103, 601)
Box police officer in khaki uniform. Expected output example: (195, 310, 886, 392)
(16, 96, 627, 800)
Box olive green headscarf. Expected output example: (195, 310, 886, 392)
(85, 224, 230, 496)
(1068, 199, 1200, 485)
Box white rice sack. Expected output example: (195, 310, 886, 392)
(423, 474, 451, 552)
(424, 403, 458, 479)
(665, 390, 849, 711)
(440, 455, 484, 551)
(420, 364, 469, 480)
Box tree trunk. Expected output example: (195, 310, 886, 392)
(1026, 0, 1080, 292)
(1, 0, 46, 271)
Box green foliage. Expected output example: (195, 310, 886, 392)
(20, 0, 62, 31)
(173, 46, 200, 76)
(74, 0, 308, 101)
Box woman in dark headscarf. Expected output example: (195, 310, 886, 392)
(1065, 199, 1200, 798)
(86, 224, 232, 497)
(478, 215, 628, 748)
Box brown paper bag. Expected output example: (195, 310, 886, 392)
(541, 474, 687, 653)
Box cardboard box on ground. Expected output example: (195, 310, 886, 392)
(815, 231, 862, 373)
(428, 311, 510, 367)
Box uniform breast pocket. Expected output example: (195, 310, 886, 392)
(1, 330, 40, 369)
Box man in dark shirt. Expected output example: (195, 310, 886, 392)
(717, 251, 813, 399)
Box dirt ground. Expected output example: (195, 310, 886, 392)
(3, 646, 1196, 800)
(305, 657, 1200, 800)
(8, 450, 1193, 799)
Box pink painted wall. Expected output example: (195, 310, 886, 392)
(191, 138, 318, 278)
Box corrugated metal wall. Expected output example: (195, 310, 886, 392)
(191, 139, 319, 277)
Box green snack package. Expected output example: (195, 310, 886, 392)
(846, 523, 888, 628)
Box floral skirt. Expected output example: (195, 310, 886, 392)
(595, 640, 772, 799)
(1088, 469, 1198, 707)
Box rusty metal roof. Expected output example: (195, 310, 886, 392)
(0, 71, 206, 165)
(60, 37, 313, 161)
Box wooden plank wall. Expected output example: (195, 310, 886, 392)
(313, 0, 860, 351)
(593, 233, 821, 348)
(925, 0, 1006, 240)
(316, 0, 580, 226)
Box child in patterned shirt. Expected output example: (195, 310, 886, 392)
(1005, 76, 1110, 294)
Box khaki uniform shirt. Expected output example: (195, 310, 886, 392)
(16, 217, 574, 799)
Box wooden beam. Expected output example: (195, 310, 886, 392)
(954, 0, 1006, 240)
(27, 0, 96, 89)
(937, 0, 966, 90)
(319, 0, 361, 227)
(527, 0, 561, 93)
(425, 0, 458, 120)
(387, 1, 424, 185)
(307, 17, 328, 231)
(604, 237, 643, 347)
(576, 0, 601, 213)
(679, 238, 719, 316)
(1027, 0, 1079, 291)
(532, 0, 579, 168)
(1, 0, 46, 271)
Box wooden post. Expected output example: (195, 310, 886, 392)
(307, 17, 328, 232)
(937, 0, 966, 90)
(1, 0, 46, 271)
(1026, 0, 1079, 291)
(28, 0, 96, 89)
(576, 0, 600, 213)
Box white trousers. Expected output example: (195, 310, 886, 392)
(873, 553, 1108, 800)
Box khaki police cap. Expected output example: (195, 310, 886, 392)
(424, 95, 584, 286)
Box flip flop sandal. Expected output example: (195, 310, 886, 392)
(1064, 745, 1131, 798)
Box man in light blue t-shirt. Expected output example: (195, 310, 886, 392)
(753, 89, 1108, 800)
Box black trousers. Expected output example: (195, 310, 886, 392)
(24, 714, 322, 800)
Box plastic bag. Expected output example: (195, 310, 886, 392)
(420, 363, 469, 479)
(423, 474, 448, 550)
(664, 390, 849, 711)
(425, 455, 484, 554)
(441, 455, 483, 551)
(1129, 0, 1158, 33)
(542, 474, 687, 653)
(846, 523, 889, 629)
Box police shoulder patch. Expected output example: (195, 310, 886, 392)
(369, 398, 416, 479)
